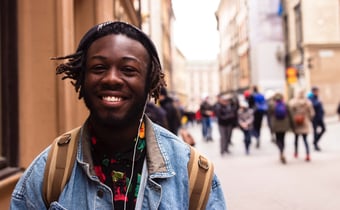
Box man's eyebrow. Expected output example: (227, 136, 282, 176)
(121, 56, 146, 65)
(122, 56, 149, 69)
(89, 55, 140, 62)
(88, 55, 107, 60)
(88, 55, 148, 67)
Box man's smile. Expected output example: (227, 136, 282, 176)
(102, 96, 123, 102)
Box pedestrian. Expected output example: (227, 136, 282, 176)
(200, 95, 214, 141)
(289, 88, 315, 162)
(243, 89, 254, 108)
(238, 100, 254, 155)
(195, 108, 202, 124)
(10, 21, 226, 210)
(159, 87, 182, 135)
(265, 89, 276, 143)
(145, 101, 168, 128)
(214, 93, 238, 155)
(250, 85, 268, 148)
(267, 92, 293, 164)
(337, 101, 340, 121)
(182, 110, 196, 127)
(308, 86, 326, 151)
(228, 92, 240, 145)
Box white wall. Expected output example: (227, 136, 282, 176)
(248, 0, 285, 92)
(255, 41, 285, 92)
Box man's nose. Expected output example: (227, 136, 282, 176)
(102, 67, 124, 85)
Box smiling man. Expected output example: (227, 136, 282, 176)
(10, 21, 226, 210)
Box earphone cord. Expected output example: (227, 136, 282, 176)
(123, 133, 140, 210)
(123, 99, 148, 210)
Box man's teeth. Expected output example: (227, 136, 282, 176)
(102, 96, 122, 102)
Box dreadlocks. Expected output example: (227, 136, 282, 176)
(52, 21, 166, 102)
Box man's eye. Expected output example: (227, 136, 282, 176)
(90, 65, 106, 72)
(121, 66, 138, 73)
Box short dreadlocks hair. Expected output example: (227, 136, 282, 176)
(52, 21, 166, 102)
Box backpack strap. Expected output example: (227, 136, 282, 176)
(42, 126, 81, 207)
(188, 146, 214, 210)
(42, 127, 213, 209)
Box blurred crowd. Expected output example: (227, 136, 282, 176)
(146, 85, 329, 165)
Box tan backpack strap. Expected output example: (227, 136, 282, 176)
(42, 126, 81, 207)
(188, 146, 214, 210)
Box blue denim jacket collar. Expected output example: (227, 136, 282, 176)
(79, 116, 176, 179)
(77, 116, 176, 209)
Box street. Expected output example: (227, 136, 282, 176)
(186, 116, 340, 210)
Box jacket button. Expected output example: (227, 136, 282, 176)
(97, 190, 104, 198)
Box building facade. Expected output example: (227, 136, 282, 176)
(216, 0, 242, 92)
(172, 47, 189, 107)
(0, 0, 174, 207)
(141, 0, 175, 89)
(186, 60, 220, 112)
(216, 0, 285, 95)
(248, 0, 285, 93)
(282, 0, 340, 114)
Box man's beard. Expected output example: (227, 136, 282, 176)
(83, 93, 147, 129)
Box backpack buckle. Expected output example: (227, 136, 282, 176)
(57, 133, 72, 146)
(198, 155, 210, 171)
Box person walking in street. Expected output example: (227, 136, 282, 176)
(214, 93, 238, 155)
(267, 92, 293, 164)
(289, 88, 315, 162)
(238, 100, 254, 155)
(200, 95, 214, 141)
(159, 87, 182, 135)
(265, 89, 277, 143)
(145, 101, 168, 128)
(251, 85, 268, 148)
(337, 101, 340, 121)
(10, 21, 226, 210)
(308, 86, 326, 151)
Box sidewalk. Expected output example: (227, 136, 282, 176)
(186, 116, 340, 210)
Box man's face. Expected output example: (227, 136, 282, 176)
(83, 34, 149, 127)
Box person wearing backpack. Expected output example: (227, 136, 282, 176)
(10, 21, 226, 210)
(289, 88, 315, 162)
(267, 92, 293, 164)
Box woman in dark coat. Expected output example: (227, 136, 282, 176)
(267, 92, 293, 164)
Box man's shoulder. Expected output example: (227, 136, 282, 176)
(22, 147, 50, 176)
(12, 126, 83, 196)
(151, 122, 189, 147)
(11, 147, 50, 207)
(152, 123, 180, 140)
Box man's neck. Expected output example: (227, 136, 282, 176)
(88, 119, 141, 153)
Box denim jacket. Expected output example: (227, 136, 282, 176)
(11, 117, 226, 210)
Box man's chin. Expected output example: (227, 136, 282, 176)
(91, 113, 125, 126)
(84, 98, 146, 128)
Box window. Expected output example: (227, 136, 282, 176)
(0, 0, 20, 179)
(294, 3, 303, 46)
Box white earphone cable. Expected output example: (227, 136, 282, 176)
(123, 98, 148, 210)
